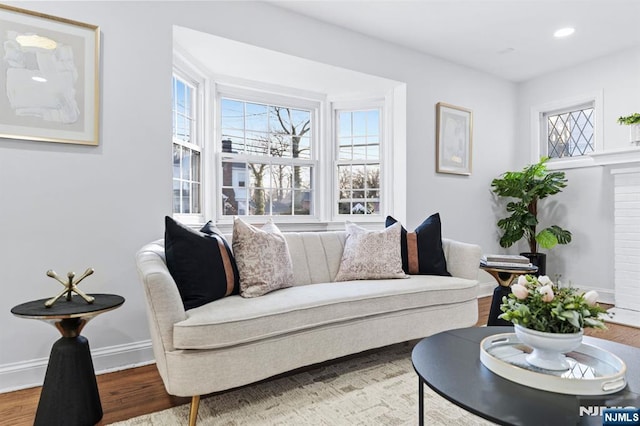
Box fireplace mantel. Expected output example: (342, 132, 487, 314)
(546, 147, 640, 170)
(591, 147, 640, 166)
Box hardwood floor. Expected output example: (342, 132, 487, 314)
(1, 296, 638, 425)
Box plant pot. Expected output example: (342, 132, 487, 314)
(514, 324, 583, 371)
(520, 252, 546, 276)
(630, 124, 640, 146)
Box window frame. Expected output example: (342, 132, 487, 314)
(530, 91, 603, 170)
(333, 101, 385, 219)
(214, 84, 322, 223)
(172, 61, 206, 225)
(543, 102, 595, 159)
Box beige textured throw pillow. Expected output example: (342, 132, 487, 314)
(334, 221, 408, 282)
(232, 218, 294, 298)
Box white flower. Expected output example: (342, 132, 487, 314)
(538, 275, 552, 286)
(583, 290, 599, 307)
(511, 283, 529, 300)
(517, 275, 528, 286)
(538, 284, 554, 302)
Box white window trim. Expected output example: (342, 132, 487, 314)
(172, 53, 406, 231)
(331, 99, 386, 222)
(172, 54, 207, 225)
(530, 90, 603, 170)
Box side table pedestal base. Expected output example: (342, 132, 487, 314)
(35, 336, 102, 426)
(487, 285, 514, 327)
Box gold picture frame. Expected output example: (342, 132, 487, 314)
(0, 4, 99, 145)
(436, 102, 473, 175)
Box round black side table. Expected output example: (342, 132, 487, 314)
(11, 294, 125, 426)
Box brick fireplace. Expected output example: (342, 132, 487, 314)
(610, 166, 640, 326)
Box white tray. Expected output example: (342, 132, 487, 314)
(480, 333, 627, 395)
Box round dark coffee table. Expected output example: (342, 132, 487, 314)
(412, 327, 640, 426)
(12, 294, 125, 426)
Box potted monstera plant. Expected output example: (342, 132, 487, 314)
(491, 157, 572, 275)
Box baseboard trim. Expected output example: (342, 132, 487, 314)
(0, 340, 154, 394)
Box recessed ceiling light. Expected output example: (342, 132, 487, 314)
(554, 27, 575, 38)
(31, 76, 47, 83)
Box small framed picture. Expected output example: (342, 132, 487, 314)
(0, 4, 100, 145)
(436, 102, 473, 175)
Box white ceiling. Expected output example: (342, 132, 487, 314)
(271, 0, 640, 82)
(174, 26, 403, 97)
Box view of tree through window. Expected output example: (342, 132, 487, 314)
(337, 109, 381, 215)
(220, 98, 313, 216)
(172, 75, 201, 214)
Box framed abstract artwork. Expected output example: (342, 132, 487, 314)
(436, 102, 473, 175)
(0, 4, 99, 145)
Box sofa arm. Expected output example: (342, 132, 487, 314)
(136, 241, 187, 354)
(442, 238, 482, 281)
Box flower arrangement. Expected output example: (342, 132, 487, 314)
(499, 275, 607, 334)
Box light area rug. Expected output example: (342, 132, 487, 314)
(110, 342, 496, 426)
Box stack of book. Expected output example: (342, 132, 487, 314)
(480, 254, 535, 269)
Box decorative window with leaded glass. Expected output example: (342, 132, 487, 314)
(544, 103, 594, 158)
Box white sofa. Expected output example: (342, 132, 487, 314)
(135, 231, 482, 425)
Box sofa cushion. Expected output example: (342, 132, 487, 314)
(282, 231, 346, 285)
(232, 218, 295, 298)
(164, 216, 239, 310)
(386, 213, 451, 276)
(200, 220, 224, 237)
(172, 275, 477, 350)
(334, 222, 407, 282)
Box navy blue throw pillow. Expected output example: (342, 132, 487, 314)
(385, 213, 450, 276)
(164, 217, 239, 310)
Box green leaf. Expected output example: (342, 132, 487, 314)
(584, 317, 606, 329)
(560, 310, 581, 329)
(618, 113, 640, 125)
(548, 225, 572, 245)
(536, 229, 558, 249)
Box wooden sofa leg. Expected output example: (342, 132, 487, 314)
(189, 395, 200, 426)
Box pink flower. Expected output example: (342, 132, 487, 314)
(538, 275, 552, 286)
(511, 283, 529, 300)
(517, 275, 528, 286)
(538, 284, 554, 302)
(584, 290, 599, 307)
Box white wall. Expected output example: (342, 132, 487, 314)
(516, 46, 640, 301)
(0, 1, 517, 391)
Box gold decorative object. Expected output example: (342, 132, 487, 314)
(44, 268, 95, 307)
